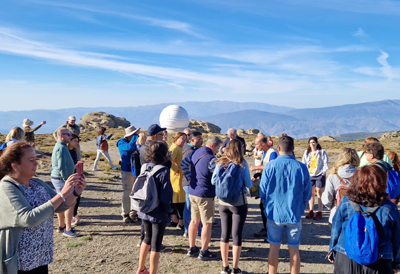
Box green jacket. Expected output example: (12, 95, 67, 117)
(0, 176, 70, 274)
(51, 141, 74, 180)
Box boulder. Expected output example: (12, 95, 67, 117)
(189, 119, 221, 134)
(237, 128, 246, 135)
(381, 130, 400, 140)
(246, 142, 255, 152)
(79, 112, 131, 132)
(318, 135, 339, 142)
(246, 128, 260, 135)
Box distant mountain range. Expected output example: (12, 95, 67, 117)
(1, 100, 399, 139)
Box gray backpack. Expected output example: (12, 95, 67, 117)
(130, 164, 165, 214)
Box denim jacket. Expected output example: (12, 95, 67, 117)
(329, 196, 400, 266)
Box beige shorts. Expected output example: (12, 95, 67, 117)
(189, 195, 215, 224)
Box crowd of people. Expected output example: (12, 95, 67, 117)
(2, 116, 400, 274)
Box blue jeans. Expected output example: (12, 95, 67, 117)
(267, 219, 302, 247)
(183, 186, 201, 235)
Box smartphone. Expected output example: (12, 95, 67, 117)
(168, 151, 172, 157)
(76, 161, 84, 176)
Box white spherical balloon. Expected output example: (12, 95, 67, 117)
(159, 105, 190, 133)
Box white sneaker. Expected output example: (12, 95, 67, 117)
(93, 168, 100, 171)
(112, 165, 118, 170)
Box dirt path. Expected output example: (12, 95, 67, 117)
(35, 139, 334, 274)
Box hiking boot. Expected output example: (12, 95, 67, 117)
(63, 228, 79, 237)
(253, 228, 268, 238)
(198, 249, 217, 261)
(187, 246, 200, 257)
(233, 268, 242, 274)
(221, 266, 232, 274)
(305, 210, 314, 219)
(136, 268, 149, 274)
(314, 211, 322, 220)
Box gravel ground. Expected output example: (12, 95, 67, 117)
(34, 140, 334, 274)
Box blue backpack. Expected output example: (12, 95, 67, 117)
(214, 162, 244, 203)
(386, 169, 400, 200)
(345, 201, 380, 265)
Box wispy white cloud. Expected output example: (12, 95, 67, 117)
(377, 51, 394, 80)
(353, 28, 368, 39)
(353, 51, 399, 80)
(29, 1, 205, 38)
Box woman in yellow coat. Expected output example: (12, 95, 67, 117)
(169, 132, 187, 229)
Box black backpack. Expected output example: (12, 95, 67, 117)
(130, 149, 142, 177)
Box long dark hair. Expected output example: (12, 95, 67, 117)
(346, 165, 388, 207)
(98, 127, 106, 136)
(306, 136, 322, 155)
(0, 142, 33, 180)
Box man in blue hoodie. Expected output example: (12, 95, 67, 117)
(117, 125, 140, 223)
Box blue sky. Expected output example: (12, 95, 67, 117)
(1, 0, 400, 111)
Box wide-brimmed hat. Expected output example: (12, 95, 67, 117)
(147, 124, 166, 136)
(23, 118, 34, 127)
(124, 125, 141, 138)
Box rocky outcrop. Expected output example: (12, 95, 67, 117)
(319, 135, 339, 142)
(381, 130, 400, 139)
(246, 128, 260, 135)
(79, 112, 130, 132)
(189, 120, 221, 134)
(237, 128, 246, 135)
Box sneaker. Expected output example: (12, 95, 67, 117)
(112, 165, 118, 170)
(170, 221, 178, 227)
(198, 249, 217, 261)
(63, 228, 79, 237)
(57, 226, 66, 233)
(136, 268, 149, 274)
(93, 168, 100, 171)
(71, 217, 82, 227)
(183, 232, 188, 237)
(187, 246, 200, 257)
(221, 266, 232, 274)
(233, 268, 242, 274)
(253, 228, 268, 238)
(137, 239, 142, 248)
(123, 216, 134, 223)
(176, 224, 184, 231)
(129, 211, 138, 222)
(314, 211, 322, 220)
(305, 210, 314, 219)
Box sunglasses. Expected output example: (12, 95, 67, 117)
(62, 133, 72, 136)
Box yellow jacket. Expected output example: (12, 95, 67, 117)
(169, 143, 185, 203)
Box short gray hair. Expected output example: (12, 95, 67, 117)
(227, 128, 237, 135)
(206, 135, 223, 146)
(57, 127, 68, 138)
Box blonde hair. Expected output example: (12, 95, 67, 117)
(216, 139, 246, 168)
(6, 127, 25, 142)
(137, 132, 147, 146)
(327, 147, 360, 176)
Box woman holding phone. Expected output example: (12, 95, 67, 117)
(0, 142, 86, 274)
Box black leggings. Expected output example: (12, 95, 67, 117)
(18, 265, 48, 274)
(219, 204, 248, 246)
(73, 196, 81, 217)
(173, 203, 185, 220)
(259, 202, 267, 230)
(142, 220, 166, 252)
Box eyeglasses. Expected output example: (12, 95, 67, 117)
(62, 133, 71, 136)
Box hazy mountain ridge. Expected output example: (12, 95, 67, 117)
(0, 100, 399, 139)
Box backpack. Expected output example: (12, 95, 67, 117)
(214, 162, 244, 203)
(345, 200, 380, 265)
(100, 136, 109, 151)
(386, 169, 400, 200)
(130, 149, 141, 177)
(336, 175, 350, 206)
(130, 164, 165, 214)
